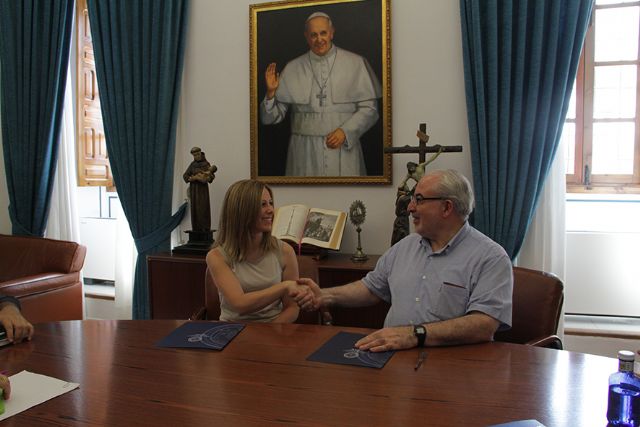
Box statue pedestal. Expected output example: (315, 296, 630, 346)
(172, 230, 215, 255)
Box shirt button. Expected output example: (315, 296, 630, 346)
(422, 275, 426, 280)
(415, 297, 420, 302)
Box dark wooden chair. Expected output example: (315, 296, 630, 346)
(190, 266, 220, 320)
(494, 266, 564, 349)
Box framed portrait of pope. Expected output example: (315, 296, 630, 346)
(250, 0, 392, 184)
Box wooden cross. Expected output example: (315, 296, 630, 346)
(385, 123, 463, 163)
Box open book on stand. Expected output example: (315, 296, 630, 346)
(273, 204, 347, 252)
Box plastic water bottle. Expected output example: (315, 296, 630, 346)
(607, 350, 640, 426)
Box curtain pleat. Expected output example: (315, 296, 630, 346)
(88, 0, 189, 319)
(460, 0, 592, 258)
(0, 0, 74, 236)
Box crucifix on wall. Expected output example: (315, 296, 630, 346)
(385, 123, 463, 245)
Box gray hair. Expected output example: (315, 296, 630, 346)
(431, 169, 475, 221)
(305, 12, 332, 30)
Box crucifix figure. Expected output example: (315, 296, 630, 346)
(385, 123, 463, 245)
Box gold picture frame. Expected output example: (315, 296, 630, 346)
(250, 0, 392, 184)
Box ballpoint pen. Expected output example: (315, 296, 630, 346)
(414, 350, 426, 371)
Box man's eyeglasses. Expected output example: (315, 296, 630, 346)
(411, 193, 446, 205)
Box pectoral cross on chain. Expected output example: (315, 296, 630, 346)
(316, 88, 327, 106)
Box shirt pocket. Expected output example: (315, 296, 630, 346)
(434, 279, 470, 320)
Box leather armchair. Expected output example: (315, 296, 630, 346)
(494, 266, 564, 349)
(0, 234, 86, 323)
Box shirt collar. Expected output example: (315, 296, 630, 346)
(309, 44, 337, 62)
(419, 221, 470, 255)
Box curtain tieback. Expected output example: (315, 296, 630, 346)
(8, 205, 39, 237)
(133, 202, 187, 254)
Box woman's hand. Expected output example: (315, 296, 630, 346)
(0, 374, 11, 399)
(283, 280, 309, 298)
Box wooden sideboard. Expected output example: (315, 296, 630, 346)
(148, 252, 388, 326)
(312, 254, 389, 329)
(147, 253, 207, 319)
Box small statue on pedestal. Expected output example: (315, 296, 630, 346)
(349, 200, 368, 262)
(391, 190, 412, 247)
(173, 147, 218, 254)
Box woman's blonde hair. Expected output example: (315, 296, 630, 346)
(215, 179, 278, 263)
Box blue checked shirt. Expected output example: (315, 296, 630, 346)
(362, 222, 513, 329)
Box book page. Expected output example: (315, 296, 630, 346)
(301, 208, 346, 250)
(272, 204, 310, 243)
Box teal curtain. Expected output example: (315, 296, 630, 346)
(0, 0, 74, 236)
(88, 0, 188, 319)
(460, 0, 592, 259)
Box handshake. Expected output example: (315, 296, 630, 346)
(285, 278, 324, 312)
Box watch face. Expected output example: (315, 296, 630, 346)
(415, 326, 426, 335)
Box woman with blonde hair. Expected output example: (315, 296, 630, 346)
(206, 179, 306, 322)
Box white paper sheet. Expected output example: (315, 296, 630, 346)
(0, 371, 79, 421)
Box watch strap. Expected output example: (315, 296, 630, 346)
(413, 325, 426, 347)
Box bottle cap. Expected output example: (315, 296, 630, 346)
(618, 350, 634, 361)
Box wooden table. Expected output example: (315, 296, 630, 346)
(1, 320, 614, 426)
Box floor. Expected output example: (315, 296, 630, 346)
(84, 284, 118, 320)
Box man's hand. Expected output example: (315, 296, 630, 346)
(0, 303, 33, 343)
(265, 63, 279, 99)
(325, 128, 346, 149)
(355, 326, 417, 352)
(292, 278, 322, 311)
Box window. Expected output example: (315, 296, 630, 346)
(564, 0, 640, 192)
(76, 0, 113, 188)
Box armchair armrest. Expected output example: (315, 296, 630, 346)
(526, 335, 563, 350)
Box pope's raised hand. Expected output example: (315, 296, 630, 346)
(265, 63, 279, 99)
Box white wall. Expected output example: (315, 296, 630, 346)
(1, 1, 637, 322)
(172, 0, 472, 255)
(565, 196, 640, 317)
(0, 1, 472, 252)
(79, 217, 117, 280)
(0, 1, 471, 252)
(566, 232, 640, 317)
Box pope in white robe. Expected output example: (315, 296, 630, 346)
(260, 12, 382, 176)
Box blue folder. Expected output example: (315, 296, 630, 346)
(156, 321, 244, 350)
(307, 331, 395, 369)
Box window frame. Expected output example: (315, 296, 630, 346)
(566, 1, 640, 193)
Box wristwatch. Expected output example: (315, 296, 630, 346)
(413, 324, 427, 347)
